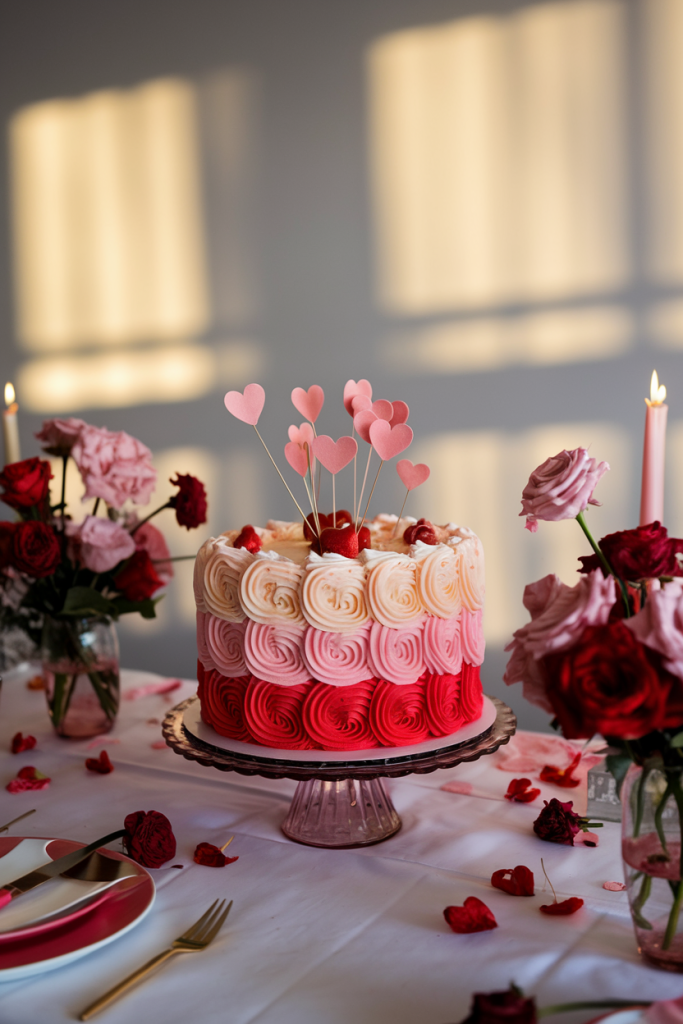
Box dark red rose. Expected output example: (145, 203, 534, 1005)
(0, 522, 15, 569)
(533, 798, 581, 846)
(540, 897, 584, 915)
(85, 750, 114, 774)
(233, 525, 262, 553)
(491, 866, 534, 897)
(11, 521, 61, 577)
(0, 457, 52, 511)
(193, 842, 239, 867)
(544, 621, 671, 739)
(169, 474, 207, 530)
(404, 518, 438, 546)
(504, 778, 540, 803)
(443, 896, 498, 933)
(123, 810, 176, 868)
(578, 522, 683, 580)
(459, 986, 537, 1024)
(11, 732, 36, 754)
(114, 550, 164, 601)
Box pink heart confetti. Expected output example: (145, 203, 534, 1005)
(284, 441, 310, 477)
(396, 459, 430, 491)
(343, 378, 372, 415)
(372, 400, 393, 421)
(369, 420, 413, 460)
(312, 435, 358, 474)
(291, 385, 324, 423)
(351, 394, 372, 414)
(224, 383, 265, 425)
(603, 881, 626, 891)
(390, 401, 410, 426)
(353, 409, 378, 444)
(288, 423, 315, 448)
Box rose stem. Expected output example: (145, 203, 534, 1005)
(575, 511, 630, 616)
(540, 858, 557, 903)
(391, 488, 410, 538)
(220, 836, 235, 852)
(355, 448, 373, 530)
(661, 772, 683, 950)
(60, 454, 68, 534)
(358, 461, 384, 535)
(130, 501, 172, 534)
(305, 444, 321, 537)
(253, 425, 310, 529)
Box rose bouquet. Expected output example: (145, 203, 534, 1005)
(0, 417, 207, 735)
(504, 448, 683, 965)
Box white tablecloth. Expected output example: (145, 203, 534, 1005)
(0, 666, 681, 1024)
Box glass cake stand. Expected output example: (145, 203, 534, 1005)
(162, 695, 516, 849)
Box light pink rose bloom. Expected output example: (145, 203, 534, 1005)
(520, 448, 609, 532)
(67, 516, 135, 573)
(128, 519, 173, 586)
(35, 417, 86, 456)
(626, 580, 683, 681)
(71, 426, 157, 509)
(504, 571, 616, 711)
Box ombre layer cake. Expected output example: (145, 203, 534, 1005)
(193, 515, 485, 751)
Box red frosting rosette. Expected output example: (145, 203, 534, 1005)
(369, 677, 431, 746)
(199, 668, 252, 742)
(243, 678, 315, 749)
(424, 671, 464, 736)
(460, 662, 484, 720)
(302, 681, 379, 750)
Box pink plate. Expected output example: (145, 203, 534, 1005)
(0, 837, 154, 981)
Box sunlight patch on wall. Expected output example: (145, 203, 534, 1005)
(368, 0, 629, 315)
(647, 300, 683, 349)
(414, 421, 630, 645)
(664, 422, 683, 538)
(384, 305, 631, 373)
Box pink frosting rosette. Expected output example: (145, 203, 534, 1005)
(424, 672, 464, 736)
(423, 616, 462, 675)
(206, 616, 249, 677)
(196, 611, 214, 670)
(503, 571, 616, 712)
(626, 580, 683, 681)
(198, 667, 252, 742)
(520, 447, 609, 533)
(243, 621, 309, 685)
(302, 623, 372, 686)
(460, 663, 483, 720)
(302, 681, 378, 749)
(194, 539, 213, 613)
(461, 609, 485, 667)
(242, 679, 314, 749)
(367, 620, 424, 685)
(369, 678, 431, 745)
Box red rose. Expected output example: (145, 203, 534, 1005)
(114, 550, 164, 601)
(0, 522, 16, 569)
(123, 810, 176, 867)
(169, 474, 207, 530)
(533, 798, 581, 846)
(578, 522, 683, 580)
(11, 522, 61, 577)
(459, 987, 537, 1024)
(193, 842, 239, 867)
(404, 518, 438, 546)
(0, 457, 52, 512)
(544, 621, 671, 739)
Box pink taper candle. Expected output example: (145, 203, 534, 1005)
(640, 370, 668, 526)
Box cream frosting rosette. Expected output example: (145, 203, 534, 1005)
(367, 620, 425, 685)
(203, 539, 253, 622)
(243, 620, 309, 685)
(301, 553, 369, 633)
(452, 534, 485, 611)
(303, 623, 373, 686)
(361, 549, 423, 627)
(414, 542, 462, 619)
(193, 539, 214, 613)
(239, 551, 305, 626)
(461, 608, 485, 666)
(196, 610, 213, 669)
(422, 614, 462, 675)
(205, 616, 249, 676)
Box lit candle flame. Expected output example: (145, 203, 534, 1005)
(646, 370, 667, 407)
(4, 382, 15, 408)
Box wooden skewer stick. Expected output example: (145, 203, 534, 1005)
(391, 489, 410, 538)
(352, 426, 357, 523)
(306, 444, 321, 537)
(358, 460, 384, 536)
(355, 448, 373, 531)
(332, 474, 336, 525)
(253, 425, 310, 529)
(220, 836, 235, 852)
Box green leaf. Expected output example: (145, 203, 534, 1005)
(670, 732, 683, 749)
(60, 587, 117, 618)
(605, 752, 633, 798)
(111, 596, 161, 620)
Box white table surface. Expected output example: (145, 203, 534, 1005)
(0, 665, 681, 1024)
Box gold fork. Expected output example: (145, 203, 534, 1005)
(79, 898, 233, 1021)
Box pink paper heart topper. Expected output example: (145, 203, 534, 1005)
(312, 435, 358, 474)
(372, 400, 393, 421)
(369, 420, 413, 461)
(351, 394, 372, 414)
(396, 459, 430, 491)
(390, 401, 410, 427)
(353, 409, 377, 444)
(224, 383, 265, 425)
(343, 379, 372, 416)
(291, 385, 324, 424)
(284, 441, 310, 477)
(288, 422, 315, 448)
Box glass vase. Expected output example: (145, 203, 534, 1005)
(41, 616, 120, 738)
(622, 761, 683, 971)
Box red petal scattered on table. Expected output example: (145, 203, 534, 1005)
(10, 732, 36, 754)
(125, 679, 182, 701)
(193, 842, 240, 868)
(540, 897, 584, 915)
(444, 896, 498, 933)
(26, 675, 45, 690)
(505, 778, 541, 803)
(491, 866, 534, 897)
(603, 881, 626, 891)
(85, 750, 114, 774)
(575, 830, 600, 847)
(539, 752, 582, 788)
(150, 740, 168, 750)
(6, 766, 51, 792)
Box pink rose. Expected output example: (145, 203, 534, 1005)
(626, 580, 683, 681)
(504, 571, 616, 711)
(71, 426, 156, 510)
(520, 448, 609, 532)
(35, 417, 85, 456)
(128, 518, 173, 585)
(67, 516, 136, 573)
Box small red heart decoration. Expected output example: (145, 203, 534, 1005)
(224, 383, 265, 425)
(369, 420, 413, 460)
(343, 378, 372, 415)
(312, 435, 358, 474)
(443, 897, 497, 933)
(291, 385, 324, 423)
(358, 525, 371, 551)
(390, 401, 410, 427)
(304, 510, 353, 548)
(320, 524, 359, 558)
(285, 441, 310, 477)
(491, 866, 534, 897)
(396, 459, 430, 491)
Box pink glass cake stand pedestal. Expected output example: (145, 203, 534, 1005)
(162, 695, 516, 849)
